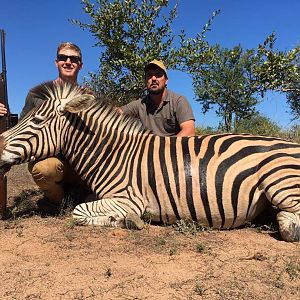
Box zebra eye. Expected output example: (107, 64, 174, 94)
(31, 115, 45, 125)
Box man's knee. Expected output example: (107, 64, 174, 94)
(28, 157, 64, 185)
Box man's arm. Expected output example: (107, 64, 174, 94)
(175, 95, 196, 137)
(177, 119, 195, 137)
(119, 99, 140, 117)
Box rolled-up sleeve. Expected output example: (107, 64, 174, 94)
(121, 99, 140, 118)
(175, 96, 195, 125)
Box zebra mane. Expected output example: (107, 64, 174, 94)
(30, 81, 91, 102)
(31, 81, 149, 136)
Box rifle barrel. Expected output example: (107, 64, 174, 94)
(0, 29, 8, 219)
(0, 29, 11, 128)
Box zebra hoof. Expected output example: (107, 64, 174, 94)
(277, 211, 300, 242)
(125, 212, 144, 230)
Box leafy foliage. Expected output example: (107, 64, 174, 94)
(189, 45, 262, 132)
(195, 125, 218, 135)
(285, 46, 300, 119)
(72, 0, 218, 105)
(256, 33, 300, 119)
(256, 33, 300, 94)
(235, 112, 281, 136)
(72, 1, 299, 130)
(279, 124, 300, 143)
(72, 0, 180, 104)
(286, 88, 300, 119)
(186, 34, 300, 132)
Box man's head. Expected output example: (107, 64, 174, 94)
(144, 59, 168, 95)
(55, 42, 83, 84)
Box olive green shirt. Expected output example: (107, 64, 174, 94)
(19, 89, 45, 120)
(121, 89, 195, 136)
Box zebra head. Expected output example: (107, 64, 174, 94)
(0, 82, 95, 174)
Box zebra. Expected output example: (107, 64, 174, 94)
(0, 82, 299, 242)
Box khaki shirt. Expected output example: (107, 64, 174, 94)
(121, 89, 195, 136)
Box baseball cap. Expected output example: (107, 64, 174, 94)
(144, 59, 167, 77)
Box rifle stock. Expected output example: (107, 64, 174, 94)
(0, 29, 18, 218)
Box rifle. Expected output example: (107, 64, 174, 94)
(0, 29, 18, 218)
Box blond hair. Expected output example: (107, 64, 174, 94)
(56, 42, 82, 60)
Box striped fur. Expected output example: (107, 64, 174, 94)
(1, 82, 300, 241)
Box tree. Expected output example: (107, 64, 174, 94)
(195, 125, 218, 135)
(279, 124, 300, 143)
(72, 0, 179, 104)
(72, 0, 217, 105)
(256, 34, 300, 119)
(186, 33, 300, 132)
(189, 44, 262, 132)
(287, 86, 300, 119)
(285, 45, 300, 119)
(256, 34, 300, 94)
(235, 112, 281, 136)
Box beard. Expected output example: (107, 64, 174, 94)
(148, 85, 165, 95)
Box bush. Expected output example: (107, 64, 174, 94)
(235, 113, 281, 136)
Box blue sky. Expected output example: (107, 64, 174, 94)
(1, 0, 300, 129)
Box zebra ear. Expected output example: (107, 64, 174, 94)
(60, 94, 96, 113)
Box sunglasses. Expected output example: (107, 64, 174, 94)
(56, 54, 81, 64)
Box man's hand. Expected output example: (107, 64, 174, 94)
(0, 103, 7, 116)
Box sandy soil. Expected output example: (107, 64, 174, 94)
(0, 164, 299, 300)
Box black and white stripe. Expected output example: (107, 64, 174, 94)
(1, 82, 300, 241)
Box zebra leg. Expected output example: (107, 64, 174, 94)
(124, 211, 145, 230)
(277, 211, 300, 242)
(72, 199, 144, 229)
(264, 178, 300, 242)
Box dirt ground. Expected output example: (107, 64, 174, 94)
(0, 164, 299, 300)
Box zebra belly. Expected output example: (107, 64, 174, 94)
(143, 185, 269, 229)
